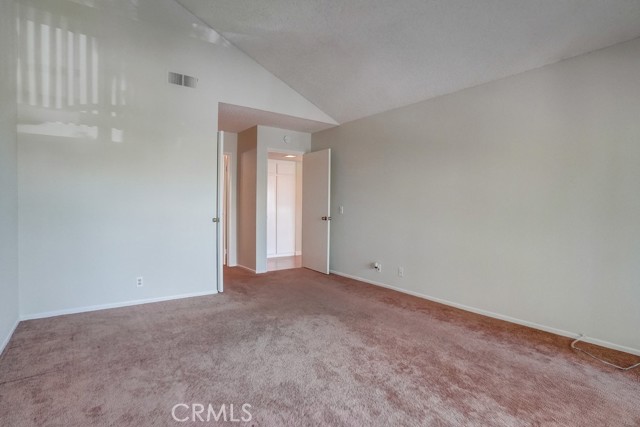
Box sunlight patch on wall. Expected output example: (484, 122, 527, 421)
(16, 3, 128, 144)
(18, 122, 98, 139)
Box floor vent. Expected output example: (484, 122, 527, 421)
(168, 72, 198, 88)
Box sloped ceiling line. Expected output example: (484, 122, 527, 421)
(177, 0, 640, 124)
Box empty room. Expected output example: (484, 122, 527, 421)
(1, 0, 640, 426)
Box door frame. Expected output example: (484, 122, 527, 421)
(263, 149, 305, 270)
(216, 132, 224, 292)
(223, 154, 230, 266)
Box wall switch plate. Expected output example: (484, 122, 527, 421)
(398, 267, 404, 278)
(136, 276, 144, 287)
(339, 205, 344, 214)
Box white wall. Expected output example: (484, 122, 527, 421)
(16, 0, 334, 317)
(313, 38, 640, 353)
(0, 0, 20, 353)
(236, 127, 258, 272)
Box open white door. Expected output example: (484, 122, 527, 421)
(215, 132, 224, 292)
(302, 149, 331, 274)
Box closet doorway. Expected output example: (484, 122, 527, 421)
(267, 152, 302, 271)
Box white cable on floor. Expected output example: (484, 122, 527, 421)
(571, 335, 640, 371)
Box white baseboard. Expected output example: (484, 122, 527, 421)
(330, 270, 640, 357)
(20, 289, 218, 321)
(234, 264, 257, 274)
(0, 318, 20, 357)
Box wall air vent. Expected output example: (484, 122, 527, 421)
(168, 72, 198, 89)
(168, 71, 183, 86)
(182, 75, 198, 88)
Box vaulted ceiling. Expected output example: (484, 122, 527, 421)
(177, 0, 640, 124)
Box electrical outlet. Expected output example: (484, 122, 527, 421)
(398, 267, 404, 278)
(373, 262, 382, 272)
(136, 276, 144, 287)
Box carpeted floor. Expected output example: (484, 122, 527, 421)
(1, 267, 639, 426)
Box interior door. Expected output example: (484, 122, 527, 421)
(302, 149, 331, 274)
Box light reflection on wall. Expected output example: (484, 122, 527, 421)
(66, 0, 229, 46)
(26, 19, 36, 106)
(55, 27, 62, 109)
(16, 2, 127, 143)
(18, 122, 99, 139)
(40, 23, 49, 107)
(67, 29, 74, 106)
(16, 17, 23, 105)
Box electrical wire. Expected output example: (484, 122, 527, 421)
(571, 335, 640, 371)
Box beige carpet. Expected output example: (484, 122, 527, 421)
(1, 267, 639, 426)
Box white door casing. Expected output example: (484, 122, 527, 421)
(216, 132, 224, 292)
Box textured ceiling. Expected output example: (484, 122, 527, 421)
(178, 0, 640, 124)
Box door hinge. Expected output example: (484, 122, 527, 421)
(212, 217, 220, 223)
(321, 216, 332, 221)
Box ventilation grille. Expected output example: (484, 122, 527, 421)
(182, 75, 198, 88)
(168, 71, 198, 88)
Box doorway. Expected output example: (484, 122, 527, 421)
(267, 151, 303, 271)
(219, 123, 331, 279)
